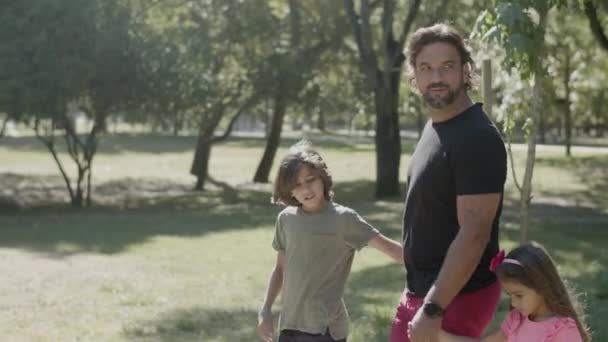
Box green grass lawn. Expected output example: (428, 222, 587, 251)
(0, 133, 607, 341)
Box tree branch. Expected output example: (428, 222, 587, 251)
(35, 118, 76, 200)
(288, 0, 301, 48)
(382, 0, 395, 57)
(397, 0, 422, 51)
(62, 119, 85, 168)
(212, 93, 259, 143)
(585, 1, 608, 51)
(344, 0, 381, 89)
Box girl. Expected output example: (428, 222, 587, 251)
(257, 140, 403, 342)
(436, 242, 591, 342)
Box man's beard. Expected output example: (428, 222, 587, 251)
(422, 81, 464, 109)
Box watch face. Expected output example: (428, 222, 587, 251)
(423, 302, 444, 318)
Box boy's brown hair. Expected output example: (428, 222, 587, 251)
(272, 140, 333, 207)
(496, 242, 591, 341)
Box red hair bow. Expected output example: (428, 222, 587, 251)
(489, 250, 505, 272)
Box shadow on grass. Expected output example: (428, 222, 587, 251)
(334, 180, 404, 204)
(344, 263, 404, 341)
(223, 134, 418, 154)
(121, 265, 404, 342)
(0, 179, 403, 257)
(500, 197, 608, 224)
(120, 256, 607, 342)
(1, 170, 606, 340)
(0, 133, 418, 155)
(123, 307, 257, 342)
(536, 154, 608, 210)
(0, 177, 278, 256)
(0, 134, 197, 154)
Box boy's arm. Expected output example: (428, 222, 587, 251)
(438, 329, 506, 342)
(258, 251, 285, 342)
(368, 234, 404, 265)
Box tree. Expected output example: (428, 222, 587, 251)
(343, 0, 422, 198)
(568, 46, 608, 138)
(343, 0, 486, 197)
(133, 0, 271, 190)
(252, 1, 348, 183)
(475, 0, 563, 242)
(0, 0, 138, 207)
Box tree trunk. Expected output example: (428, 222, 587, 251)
(86, 165, 93, 206)
(519, 7, 548, 243)
(520, 41, 547, 243)
(252, 0, 303, 183)
(343, 0, 421, 198)
(585, 1, 608, 51)
(173, 111, 183, 137)
(191, 136, 212, 191)
(72, 190, 84, 207)
(374, 85, 401, 198)
(538, 112, 546, 144)
(35, 118, 79, 206)
(481, 59, 493, 119)
(317, 107, 326, 132)
(49, 143, 76, 203)
(82, 112, 105, 207)
(190, 109, 223, 191)
(563, 51, 572, 157)
(253, 92, 287, 183)
(189, 90, 256, 191)
(73, 168, 85, 208)
(519, 75, 541, 243)
(0, 117, 7, 138)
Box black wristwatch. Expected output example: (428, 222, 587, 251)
(422, 301, 445, 319)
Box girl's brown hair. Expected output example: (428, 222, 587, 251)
(272, 140, 333, 207)
(496, 242, 591, 341)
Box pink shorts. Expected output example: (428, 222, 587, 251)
(390, 281, 501, 342)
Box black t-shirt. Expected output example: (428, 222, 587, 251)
(402, 103, 507, 297)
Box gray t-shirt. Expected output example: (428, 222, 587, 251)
(272, 201, 379, 340)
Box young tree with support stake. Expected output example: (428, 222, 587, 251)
(474, 0, 562, 242)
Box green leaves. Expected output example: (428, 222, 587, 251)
(0, 0, 138, 119)
(473, 0, 554, 79)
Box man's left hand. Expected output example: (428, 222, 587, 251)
(407, 308, 441, 342)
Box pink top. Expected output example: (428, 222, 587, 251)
(500, 310, 582, 342)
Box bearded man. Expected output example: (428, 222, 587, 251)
(391, 24, 508, 342)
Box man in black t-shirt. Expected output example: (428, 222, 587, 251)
(390, 24, 507, 342)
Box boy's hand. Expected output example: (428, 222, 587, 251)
(257, 309, 273, 342)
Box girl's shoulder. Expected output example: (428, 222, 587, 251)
(543, 316, 582, 342)
(502, 311, 582, 341)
